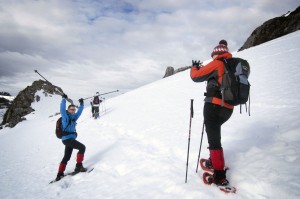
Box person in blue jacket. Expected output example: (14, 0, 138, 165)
(56, 94, 87, 181)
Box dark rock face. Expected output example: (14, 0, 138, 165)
(239, 6, 300, 51)
(1, 80, 65, 128)
(0, 92, 11, 96)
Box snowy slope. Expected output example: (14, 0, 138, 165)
(0, 31, 300, 199)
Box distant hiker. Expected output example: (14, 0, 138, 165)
(190, 40, 234, 187)
(56, 94, 87, 181)
(91, 92, 102, 119)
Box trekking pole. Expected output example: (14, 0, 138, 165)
(185, 99, 194, 183)
(196, 121, 205, 173)
(82, 90, 119, 100)
(34, 70, 73, 104)
(103, 98, 106, 112)
(34, 70, 64, 96)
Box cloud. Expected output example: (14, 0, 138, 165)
(0, 0, 299, 98)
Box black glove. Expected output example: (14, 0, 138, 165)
(79, 98, 84, 105)
(192, 60, 201, 70)
(62, 94, 68, 99)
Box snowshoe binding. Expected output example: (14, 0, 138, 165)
(202, 171, 236, 193)
(55, 172, 65, 181)
(200, 158, 214, 173)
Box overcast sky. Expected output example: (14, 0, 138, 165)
(0, 0, 299, 99)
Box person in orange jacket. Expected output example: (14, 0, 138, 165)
(190, 40, 233, 186)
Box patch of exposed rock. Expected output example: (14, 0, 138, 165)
(239, 6, 300, 51)
(1, 80, 67, 128)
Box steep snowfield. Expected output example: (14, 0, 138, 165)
(0, 31, 300, 199)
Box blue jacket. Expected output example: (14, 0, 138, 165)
(60, 98, 84, 141)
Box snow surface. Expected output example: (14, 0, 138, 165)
(0, 95, 15, 101)
(0, 31, 300, 199)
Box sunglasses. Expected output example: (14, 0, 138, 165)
(68, 109, 76, 111)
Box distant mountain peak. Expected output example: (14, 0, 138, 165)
(239, 6, 300, 51)
(1, 80, 65, 128)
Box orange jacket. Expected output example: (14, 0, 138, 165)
(190, 52, 234, 109)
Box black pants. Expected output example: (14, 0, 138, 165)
(61, 139, 86, 164)
(93, 106, 99, 118)
(203, 103, 233, 150)
(93, 106, 99, 114)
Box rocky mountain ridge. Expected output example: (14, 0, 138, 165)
(239, 6, 300, 51)
(1, 80, 65, 128)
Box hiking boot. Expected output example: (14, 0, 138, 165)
(56, 172, 65, 181)
(74, 163, 87, 172)
(213, 170, 229, 186)
(204, 158, 213, 170)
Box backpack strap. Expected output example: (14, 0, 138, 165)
(63, 116, 72, 133)
(248, 93, 251, 116)
(220, 58, 229, 107)
(239, 95, 251, 116)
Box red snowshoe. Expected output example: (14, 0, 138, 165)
(199, 158, 214, 173)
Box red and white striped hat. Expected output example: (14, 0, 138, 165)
(211, 40, 229, 58)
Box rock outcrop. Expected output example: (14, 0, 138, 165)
(1, 80, 66, 128)
(163, 66, 175, 78)
(239, 6, 300, 51)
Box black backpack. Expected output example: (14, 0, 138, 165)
(220, 58, 251, 112)
(55, 117, 71, 139)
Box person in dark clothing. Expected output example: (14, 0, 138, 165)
(190, 40, 233, 186)
(56, 95, 87, 181)
(91, 92, 102, 119)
